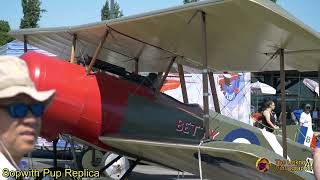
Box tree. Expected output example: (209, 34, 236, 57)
(113, 2, 123, 18)
(101, 0, 123, 21)
(0, 20, 14, 46)
(101, 0, 110, 20)
(20, 0, 46, 29)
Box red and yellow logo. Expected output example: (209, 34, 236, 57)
(256, 157, 270, 172)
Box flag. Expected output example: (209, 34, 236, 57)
(297, 126, 317, 148)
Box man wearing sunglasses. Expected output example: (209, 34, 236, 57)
(0, 56, 55, 179)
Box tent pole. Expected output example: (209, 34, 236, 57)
(280, 48, 287, 158)
(201, 11, 210, 139)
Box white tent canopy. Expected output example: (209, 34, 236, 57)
(9, 0, 320, 73)
(303, 78, 319, 96)
(251, 81, 276, 95)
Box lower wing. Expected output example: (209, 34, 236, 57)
(99, 135, 313, 180)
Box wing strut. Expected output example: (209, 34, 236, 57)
(70, 34, 77, 64)
(87, 29, 110, 74)
(134, 59, 139, 74)
(178, 63, 189, 103)
(134, 44, 146, 74)
(155, 56, 176, 95)
(200, 11, 210, 139)
(208, 72, 220, 113)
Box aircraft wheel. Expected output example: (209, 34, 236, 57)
(102, 152, 130, 179)
(81, 149, 104, 170)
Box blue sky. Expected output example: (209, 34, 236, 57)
(0, 0, 319, 32)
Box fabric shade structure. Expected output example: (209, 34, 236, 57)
(251, 81, 276, 95)
(9, 0, 320, 73)
(303, 78, 319, 96)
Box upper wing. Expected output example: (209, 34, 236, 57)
(9, 0, 320, 72)
(99, 135, 313, 180)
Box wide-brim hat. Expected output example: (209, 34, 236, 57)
(0, 55, 55, 105)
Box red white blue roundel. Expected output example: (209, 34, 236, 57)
(224, 128, 260, 145)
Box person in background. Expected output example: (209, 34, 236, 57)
(300, 104, 313, 130)
(261, 100, 279, 132)
(279, 105, 297, 125)
(312, 107, 319, 131)
(293, 105, 304, 125)
(291, 107, 299, 125)
(0, 56, 55, 178)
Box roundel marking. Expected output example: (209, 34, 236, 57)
(224, 128, 260, 145)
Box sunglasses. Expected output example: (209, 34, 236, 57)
(2, 103, 46, 118)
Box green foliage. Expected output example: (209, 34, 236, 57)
(20, 0, 46, 29)
(101, 0, 110, 21)
(101, 0, 123, 20)
(113, 2, 123, 18)
(183, 0, 199, 4)
(0, 20, 14, 46)
(0, 20, 10, 32)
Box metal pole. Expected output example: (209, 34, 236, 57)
(208, 72, 220, 113)
(23, 35, 28, 53)
(110, 0, 115, 19)
(53, 139, 58, 169)
(201, 11, 210, 139)
(280, 48, 287, 158)
(178, 63, 189, 103)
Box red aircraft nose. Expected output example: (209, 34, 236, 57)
(21, 52, 105, 148)
(20, 52, 157, 150)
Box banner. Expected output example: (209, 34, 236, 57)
(163, 73, 251, 124)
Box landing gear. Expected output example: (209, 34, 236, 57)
(99, 153, 139, 180)
(81, 149, 104, 170)
(119, 158, 139, 180)
(102, 153, 129, 179)
(53, 139, 58, 170)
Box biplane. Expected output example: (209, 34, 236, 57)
(9, 0, 320, 179)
